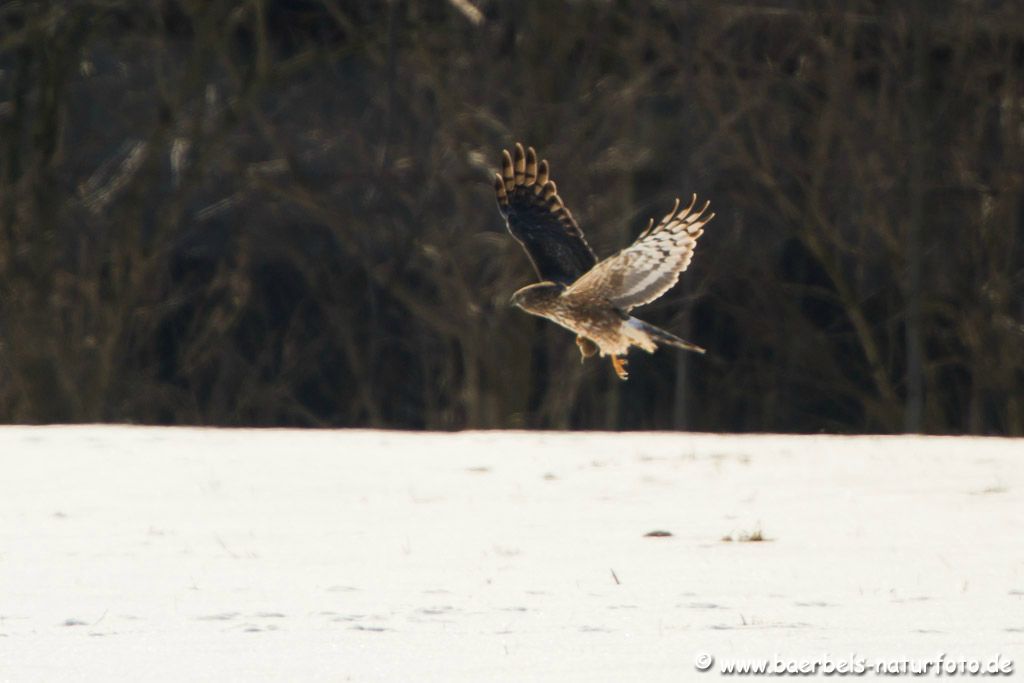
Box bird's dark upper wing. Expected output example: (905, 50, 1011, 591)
(494, 143, 597, 285)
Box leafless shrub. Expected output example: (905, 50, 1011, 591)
(0, 1, 1021, 433)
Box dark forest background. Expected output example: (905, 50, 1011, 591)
(1, 0, 1023, 433)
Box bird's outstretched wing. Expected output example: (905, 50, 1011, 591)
(494, 143, 597, 285)
(566, 194, 714, 311)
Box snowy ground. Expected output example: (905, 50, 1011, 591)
(1, 427, 1022, 681)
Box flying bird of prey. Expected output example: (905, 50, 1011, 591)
(494, 143, 713, 380)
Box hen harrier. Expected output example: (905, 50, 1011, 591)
(495, 143, 713, 380)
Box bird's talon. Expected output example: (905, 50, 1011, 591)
(612, 356, 629, 380)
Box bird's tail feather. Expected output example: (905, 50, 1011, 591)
(628, 318, 705, 354)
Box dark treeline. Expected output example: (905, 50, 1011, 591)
(1, 0, 1022, 433)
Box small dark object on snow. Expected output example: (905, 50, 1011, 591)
(722, 527, 769, 542)
(644, 530, 673, 537)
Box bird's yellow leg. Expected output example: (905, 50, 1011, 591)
(611, 355, 629, 381)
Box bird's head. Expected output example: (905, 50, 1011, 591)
(509, 281, 564, 313)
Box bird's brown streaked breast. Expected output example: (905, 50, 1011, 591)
(545, 298, 622, 341)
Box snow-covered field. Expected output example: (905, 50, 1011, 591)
(1, 427, 1022, 681)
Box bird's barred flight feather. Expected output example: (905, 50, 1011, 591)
(494, 143, 596, 285)
(566, 194, 713, 311)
